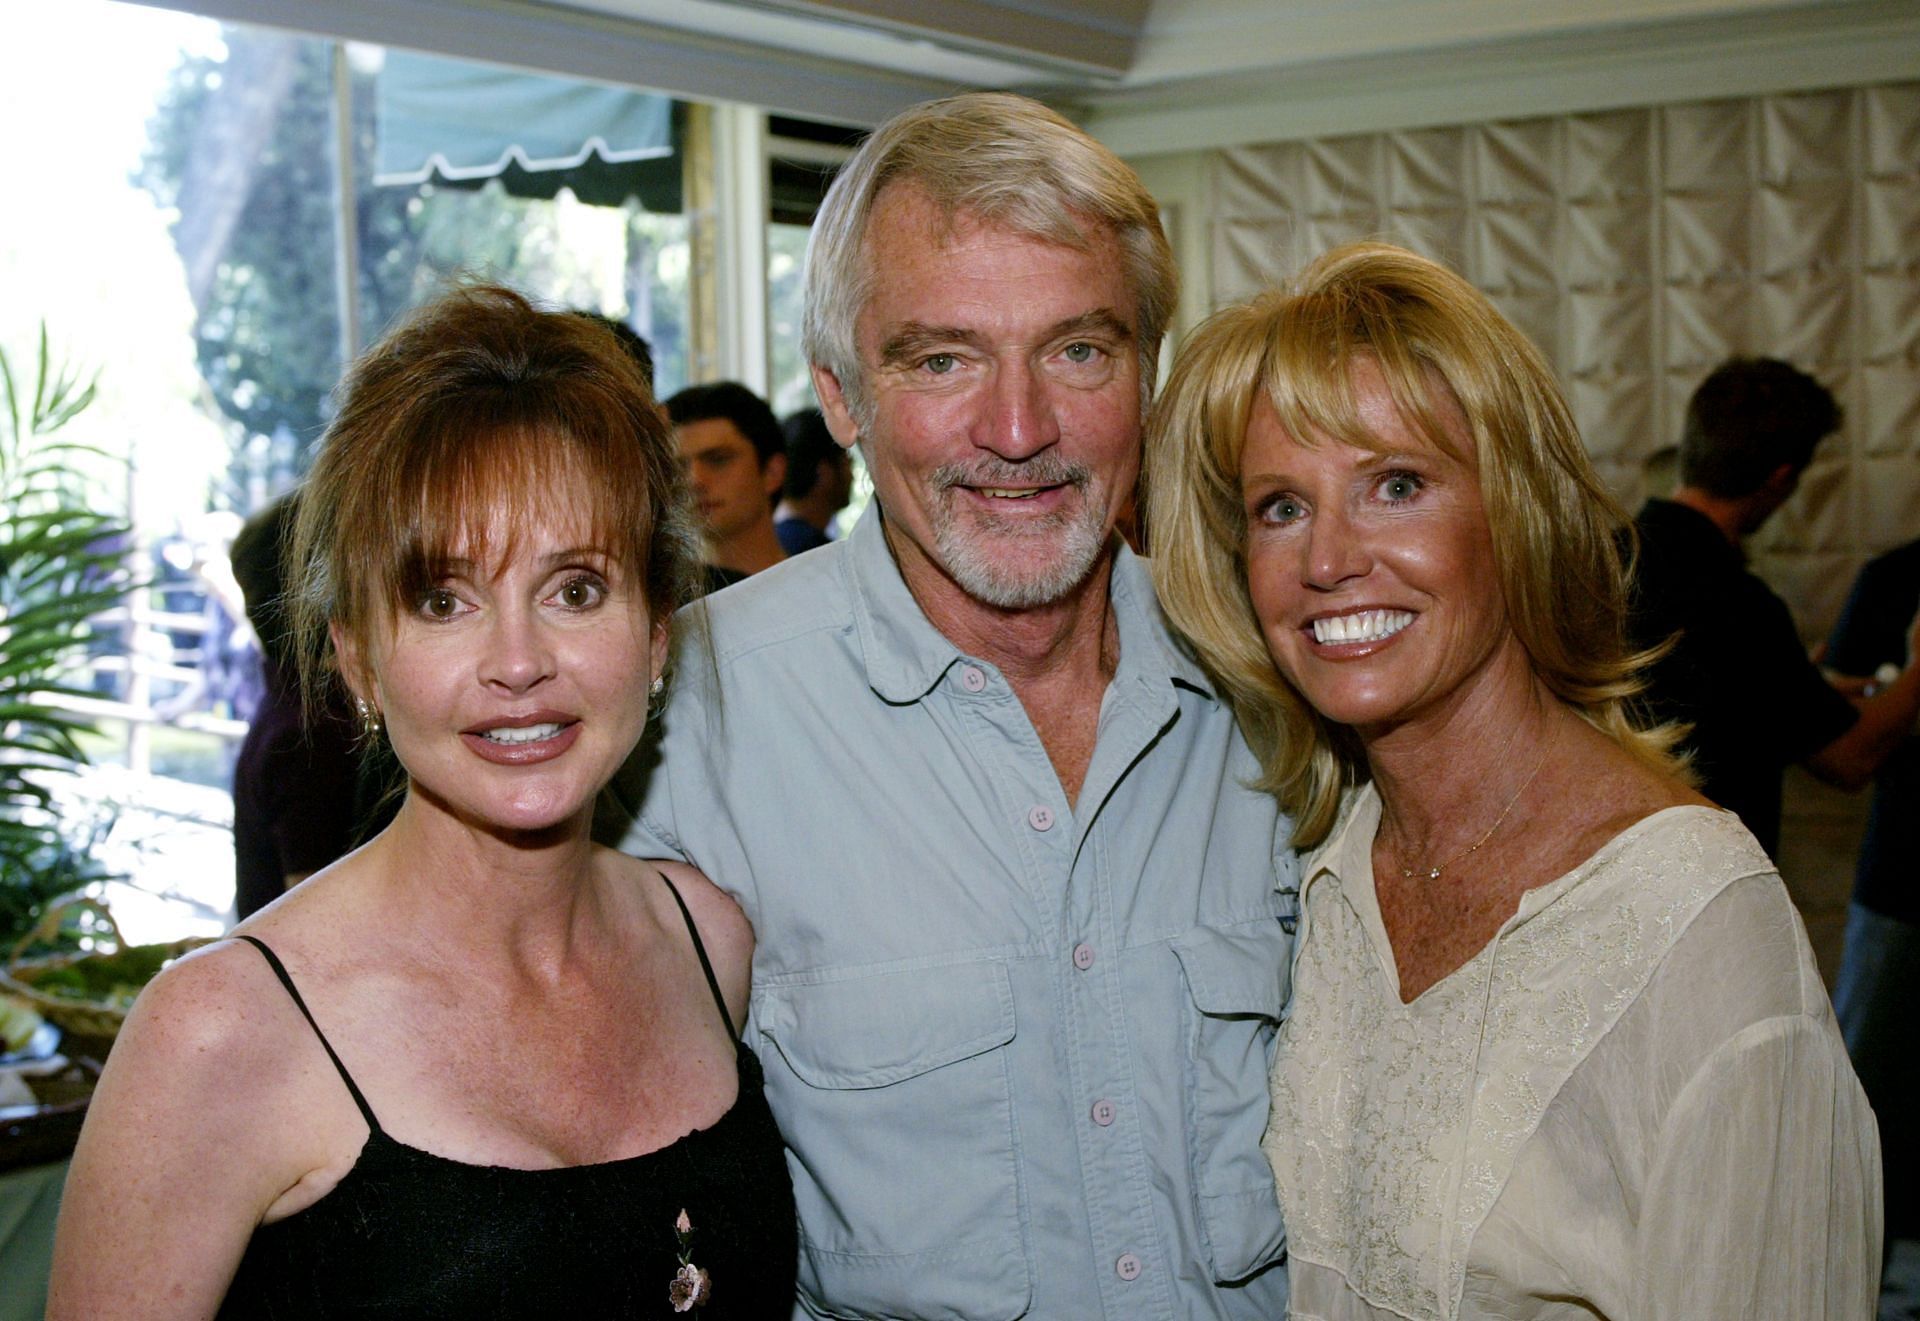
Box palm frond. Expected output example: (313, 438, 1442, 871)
(0, 326, 129, 950)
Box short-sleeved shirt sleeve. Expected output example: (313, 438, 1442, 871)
(1826, 541, 1920, 678)
(1825, 539, 1920, 920)
(1629, 499, 1857, 855)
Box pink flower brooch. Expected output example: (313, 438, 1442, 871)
(669, 1208, 712, 1311)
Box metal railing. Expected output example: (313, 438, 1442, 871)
(44, 591, 251, 777)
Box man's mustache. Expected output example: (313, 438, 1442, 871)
(929, 457, 1091, 492)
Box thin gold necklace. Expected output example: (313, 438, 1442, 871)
(1398, 746, 1548, 881)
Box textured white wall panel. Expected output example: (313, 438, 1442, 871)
(1208, 80, 1920, 642)
(1863, 360, 1920, 455)
(1565, 112, 1651, 201)
(1475, 121, 1555, 204)
(1865, 86, 1920, 174)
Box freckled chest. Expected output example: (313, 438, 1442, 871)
(1371, 853, 1536, 1003)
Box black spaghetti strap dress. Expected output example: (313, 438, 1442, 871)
(216, 875, 796, 1318)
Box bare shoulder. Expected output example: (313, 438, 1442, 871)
(627, 853, 755, 1028)
(1523, 728, 1715, 879)
(88, 937, 331, 1162)
(652, 856, 755, 970)
(111, 937, 302, 1080)
(1600, 767, 1714, 834)
(49, 940, 336, 1319)
(1567, 729, 1712, 836)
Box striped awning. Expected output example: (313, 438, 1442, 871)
(375, 50, 679, 210)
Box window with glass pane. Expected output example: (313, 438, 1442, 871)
(765, 122, 873, 531)
(0, 0, 694, 939)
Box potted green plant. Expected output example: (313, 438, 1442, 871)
(0, 327, 132, 955)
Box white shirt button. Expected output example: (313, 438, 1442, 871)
(1027, 805, 1054, 832)
(1115, 1252, 1142, 1281)
(1072, 942, 1095, 971)
(1091, 1098, 1116, 1127)
(959, 665, 987, 692)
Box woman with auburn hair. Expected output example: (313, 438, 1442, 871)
(49, 287, 796, 1318)
(1146, 241, 1878, 1319)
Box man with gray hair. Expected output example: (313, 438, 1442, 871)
(614, 92, 1294, 1317)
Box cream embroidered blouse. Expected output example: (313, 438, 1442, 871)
(1264, 785, 1882, 1320)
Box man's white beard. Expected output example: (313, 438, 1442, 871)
(926, 456, 1112, 609)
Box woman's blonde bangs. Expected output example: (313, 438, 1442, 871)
(1149, 242, 1688, 846)
(1255, 283, 1476, 474)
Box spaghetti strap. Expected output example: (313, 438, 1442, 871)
(655, 873, 738, 1041)
(234, 935, 381, 1133)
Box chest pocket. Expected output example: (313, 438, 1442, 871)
(1170, 917, 1293, 1283)
(756, 961, 1030, 1320)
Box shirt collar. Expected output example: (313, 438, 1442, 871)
(843, 501, 1216, 704)
(1108, 540, 1216, 698)
(1304, 780, 1600, 952)
(1302, 782, 1381, 905)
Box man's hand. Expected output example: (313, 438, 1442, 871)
(1825, 670, 1878, 702)
(1806, 603, 1920, 788)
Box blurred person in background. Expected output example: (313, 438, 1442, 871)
(153, 511, 263, 763)
(573, 310, 655, 390)
(1825, 535, 1920, 1296)
(226, 491, 378, 921)
(773, 406, 854, 555)
(666, 381, 786, 590)
(1628, 356, 1920, 857)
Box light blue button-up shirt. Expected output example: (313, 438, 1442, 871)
(610, 506, 1297, 1319)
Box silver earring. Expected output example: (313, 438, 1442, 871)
(355, 697, 382, 738)
(649, 676, 665, 698)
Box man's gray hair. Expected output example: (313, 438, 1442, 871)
(801, 92, 1177, 420)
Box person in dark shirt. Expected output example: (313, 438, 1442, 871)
(227, 492, 372, 920)
(773, 407, 853, 555)
(1627, 356, 1920, 856)
(1826, 537, 1920, 1247)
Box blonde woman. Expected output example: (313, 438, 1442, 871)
(1145, 241, 1879, 1319)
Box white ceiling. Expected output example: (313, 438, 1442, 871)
(576, 0, 1877, 87)
(507, 0, 1920, 151)
(565, 0, 1149, 82)
(136, 0, 1920, 152)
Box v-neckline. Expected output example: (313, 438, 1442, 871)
(1308, 788, 1721, 1008)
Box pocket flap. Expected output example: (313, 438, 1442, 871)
(760, 961, 1017, 1090)
(1170, 919, 1290, 1020)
